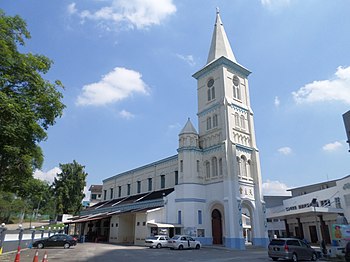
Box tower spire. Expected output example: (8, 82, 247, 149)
(207, 9, 236, 64)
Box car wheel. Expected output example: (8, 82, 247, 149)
(64, 243, 70, 249)
(291, 253, 298, 262)
(272, 258, 278, 261)
(311, 252, 317, 261)
(37, 243, 44, 249)
(178, 245, 183, 250)
(195, 244, 200, 249)
(156, 243, 162, 249)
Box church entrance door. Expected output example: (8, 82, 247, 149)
(212, 209, 223, 245)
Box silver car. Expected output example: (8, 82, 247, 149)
(268, 238, 317, 262)
(168, 235, 201, 250)
(145, 235, 169, 248)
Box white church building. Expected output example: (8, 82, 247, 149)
(67, 11, 269, 249)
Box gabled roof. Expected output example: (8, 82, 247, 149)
(207, 9, 236, 64)
(89, 185, 102, 192)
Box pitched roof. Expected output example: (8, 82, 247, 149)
(207, 9, 236, 64)
(179, 118, 198, 135)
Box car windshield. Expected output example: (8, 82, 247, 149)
(170, 235, 181, 240)
(269, 239, 285, 246)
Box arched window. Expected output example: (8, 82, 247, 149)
(207, 78, 215, 101)
(240, 115, 245, 130)
(233, 75, 241, 100)
(212, 157, 218, 177)
(219, 158, 223, 176)
(235, 113, 240, 127)
(236, 157, 241, 177)
(247, 160, 252, 179)
(240, 156, 247, 177)
(207, 117, 212, 130)
(206, 161, 210, 178)
(213, 114, 218, 127)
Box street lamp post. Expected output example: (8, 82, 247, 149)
(0, 223, 7, 255)
(17, 224, 24, 248)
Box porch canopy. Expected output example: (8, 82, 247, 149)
(267, 206, 344, 220)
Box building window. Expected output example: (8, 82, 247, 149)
(198, 210, 202, 224)
(207, 78, 215, 101)
(175, 171, 178, 185)
(103, 190, 107, 200)
(212, 157, 218, 177)
(161, 175, 165, 189)
(91, 194, 97, 200)
(240, 115, 245, 129)
(180, 160, 183, 172)
(207, 117, 212, 130)
(235, 113, 240, 127)
(219, 158, 223, 176)
(118, 186, 121, 198)
(236, 157, 241, 177)
(178, 210, 182, 224)
(205, 161, 210, 178)
(110, 188, 114, 199)
(127, 184, 131, 195)
(137, 181, 141, 194)
(335, 197, 341, 208)
(197, 160, 200, 172)
(213, 114, 218, 127)
(247, 160, 252, 179)
(233, 75, 241, 100)
(148, 178, 152, 191)
(240, 156, 247, 177)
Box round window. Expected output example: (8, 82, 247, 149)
(207, 78, 214, 87)
(233, 75, 240, 86)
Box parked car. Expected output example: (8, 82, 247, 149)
(168, 235, 201, 250)
(33, 234, 77, 249)
(145, 235, 169, 248)
(268, 238, 317, 262)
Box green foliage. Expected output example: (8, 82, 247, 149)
(0, 9, 65, 191)
(0, 177, 56, 222)
(53, 161, 88, 215)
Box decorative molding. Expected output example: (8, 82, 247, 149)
(175, 198, 206, 203)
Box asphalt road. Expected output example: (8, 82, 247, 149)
(0, 243, 270, 262)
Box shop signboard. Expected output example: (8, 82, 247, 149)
(332, 224, 350, 240)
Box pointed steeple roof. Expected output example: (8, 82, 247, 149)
(207, 8, 236, 64)
(179, 118, 198, 135)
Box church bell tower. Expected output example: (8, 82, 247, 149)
(192, 9, 268, 249)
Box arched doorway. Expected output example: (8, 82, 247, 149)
(212, 209, 223, 245)
(241, 201, 254, 245)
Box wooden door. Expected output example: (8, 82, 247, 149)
(212, 209, 223, 245)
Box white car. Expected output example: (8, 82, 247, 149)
(145, 235, 169, 248)
(168, 235, 201, 250)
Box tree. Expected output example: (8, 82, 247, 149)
(0, 9, 65, 191)
(52, 161, 88, 216)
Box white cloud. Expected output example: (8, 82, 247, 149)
(67, 3, 77, 15)
(274, 96, 280, 107)
(83, 186, 90, 201)
(262, 180, 292, 196)
(176, 54, 196, 67)
(278, 146, 292, 155)
(293, 66, 350, 105)
(33, 167, 61, 184)
(76, 67, 149, 106)
(261, 0, 291, 10)
(119, 109, 135, 119)
(68, 0, 176, 30)
(322, 141, 343, 152)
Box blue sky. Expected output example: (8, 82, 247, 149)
(2, 0, 350, 197)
